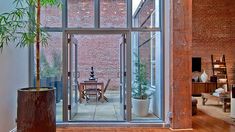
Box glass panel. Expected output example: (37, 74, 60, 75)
(150, 32, 159, 87)
(151, 63, 156, 87)
(34, 32, 63, 121)
(100, 0, 127, 28)
(151, 34, 156, 61)
(68, 0, 95, 28)
(68, 36, 79, 120)
(41, 6, 62, 27)
(131, 31, 161, 121)
(132, 0, 160, 28)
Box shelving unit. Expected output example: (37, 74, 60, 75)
(211, 54, 229, 90)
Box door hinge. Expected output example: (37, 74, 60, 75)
(68, 38, 71, 43)
(124, 104, 127, 110)
(124, 72, 126, 77)
(68, 105, 71, 110)
(124, 38, 127, 43)
(167, 112, 173, 119)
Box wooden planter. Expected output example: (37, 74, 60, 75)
(17, 87, 56, 132)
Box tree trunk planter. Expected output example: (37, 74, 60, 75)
(132, 98, 150, 117)
(17, 87, 56, 132)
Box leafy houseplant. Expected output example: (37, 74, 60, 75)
(132, 61, 149, 99)
(41, 50, 62, 79)
(132, 54, 153, 116)
(0, 0, 61, 131)
(41, 50, 63, 103)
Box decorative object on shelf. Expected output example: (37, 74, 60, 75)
(192, 71, 201, 82)
(192, 76, 199, 82)
(89, 67, 96, 80)
(211, 54, 229, 89)
(210, 75, 217, 82)
(223, 84, 228, 92)
(219, 79, 227, 83)
(200, 70, 208, 82)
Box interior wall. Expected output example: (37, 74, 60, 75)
(192, 0, 235, 86)
(0, 0, 29, 131)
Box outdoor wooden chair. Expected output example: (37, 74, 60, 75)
(98, 79, 111, 102)
(84, 80, 99, 103)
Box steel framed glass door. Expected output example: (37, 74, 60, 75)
(119, 34, 126, 120)
(68, 34, 79, 120)
(64, 31, 128, 122)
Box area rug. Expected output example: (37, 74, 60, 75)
(195, 97, 235, 125)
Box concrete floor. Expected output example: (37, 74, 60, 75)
(56, 90, 159, 122)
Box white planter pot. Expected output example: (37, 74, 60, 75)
(132, 98, 150, 117)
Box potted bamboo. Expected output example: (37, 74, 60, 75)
(0, 0, 61, 131)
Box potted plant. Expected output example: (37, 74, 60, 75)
(0, 0, 61, 131)
(41, 50, 62, 103)
(132, 58, 153, 117)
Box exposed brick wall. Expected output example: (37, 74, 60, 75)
(41, 0, 127, 28)
(68, 0, 94, 27)
(192, 0, 235, 86)
(100, 0, 127, 28)
(76, 35, 121, 90)
(41, 6, 62, 27)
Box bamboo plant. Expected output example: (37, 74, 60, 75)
(0, 0, 61, 90)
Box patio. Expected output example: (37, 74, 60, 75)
(56, 90, 159, 121)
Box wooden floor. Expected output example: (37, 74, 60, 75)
(57, 110, 235, 132)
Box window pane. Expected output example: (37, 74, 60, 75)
(41, 6, 62, 27)
(151, 34, 156, 61)
(100, 0, 127, 28)
(132, 0, 160, 28)
(34, 32, 63, 122)
(68, 0, 95, 28)
(131, 32, 161, 121)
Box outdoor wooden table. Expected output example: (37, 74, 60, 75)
(79, 81, 104, 103)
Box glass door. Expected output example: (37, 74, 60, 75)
(68, 34, 79, 120)
(65, 32, 128, 122)
(119, 34, 126, 120)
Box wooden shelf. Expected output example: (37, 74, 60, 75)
(213, 62, 226, 65)
(211, 54, 229, 89)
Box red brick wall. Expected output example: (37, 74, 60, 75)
(192, 0, 235, 86)
(68, 0, 94, 27)
(76, 35, 121, 90)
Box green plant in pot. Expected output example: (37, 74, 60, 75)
(41, 50, 62, 103)
(0, 0, 61, 131)
(41, 50, 62, 80)
(132, 58, 153, 117)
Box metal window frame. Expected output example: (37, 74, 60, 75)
(29, 0, 165, 124)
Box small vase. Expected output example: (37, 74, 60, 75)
(200, 70, 208, 82)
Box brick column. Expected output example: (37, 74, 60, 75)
(171, 0, 192, 129)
